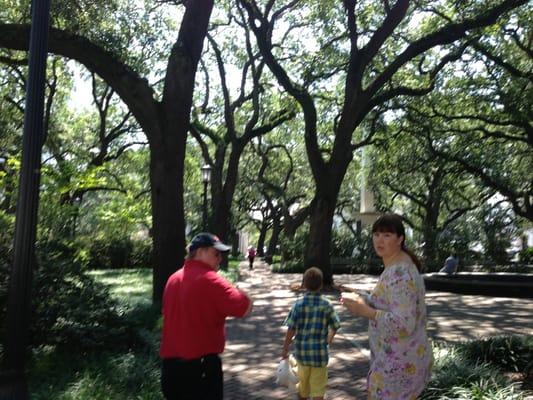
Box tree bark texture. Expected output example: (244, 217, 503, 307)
(257, 221, 269, 257)
(304, 197, 337, 286)
(266, 212, 282, 262)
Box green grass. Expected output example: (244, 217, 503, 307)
(87, 261, 241, 306)
(29, 347, 163, 400)
(88, 269, 153, 309)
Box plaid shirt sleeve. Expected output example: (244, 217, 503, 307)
(329, 303, 341, 331)
(284, 301, 299, 329)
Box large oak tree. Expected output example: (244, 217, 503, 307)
(238, 0, 527, 285)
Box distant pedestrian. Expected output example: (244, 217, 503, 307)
(247, 246, 256, 270)
(440, 253, 458, 274)
(341, 214, 432, 399)
(282, 267, 340, 400)
(160, 233, 253, 400)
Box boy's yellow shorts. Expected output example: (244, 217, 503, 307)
(297, 363, 328, 397)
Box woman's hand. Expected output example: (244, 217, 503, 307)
(341, 293, 376, 320)
(334, 283, 355, 293)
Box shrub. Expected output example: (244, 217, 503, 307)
(279, 227, 309, 264)
(130, 239, 152, 268)
(441, 381, 524, 400)
(0, 211, 14, 270)
(459, 336, 533, 374)
(0, 240, 128, 351)
(88, 237, 133, 269)
(272, 260, 304, 273)
(519, 248, 533, 264)
(341, 260, 383, 275)
(271, 255, 281, 264)
(422, 340, 528, 400)
(331, 230, 358, 258)
(33, 241, 128, 349)
(29, 348, 163, 400)
(87, 237, 152, 269)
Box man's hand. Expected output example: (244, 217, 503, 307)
(243, 295, 253, 317)
(238, 288, 253, 317)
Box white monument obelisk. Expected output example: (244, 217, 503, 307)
(357, 148, 381, 225)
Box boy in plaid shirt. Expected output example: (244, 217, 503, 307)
(281, 267, 341, 400)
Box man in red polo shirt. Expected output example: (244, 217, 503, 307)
(160, 233, 253, 400)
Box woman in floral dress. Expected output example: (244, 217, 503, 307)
(341, 214, 432, 399)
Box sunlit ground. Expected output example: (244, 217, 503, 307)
(88, 268, 152, 308)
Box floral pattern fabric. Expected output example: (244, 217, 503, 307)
(367, 261, 432, 399)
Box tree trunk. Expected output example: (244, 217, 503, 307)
(149, 131, 186, 304)
(304, 196, 337, 287)
(422, 173, 444, 270)
(282, 204, 311, 239)
(281, 206, 310, 261)
(422, 226, 438, 271)
(230, 228, 240, 256)
(149, 0, 214, 302)
(0, 372, 28, 399)
(257, 222, 268, 257)
(209, 143, 244, 245)
(211, 196, 232, 243)
(421, 191, 443, 271)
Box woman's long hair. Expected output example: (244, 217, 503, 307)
(371, 214, 423, 272)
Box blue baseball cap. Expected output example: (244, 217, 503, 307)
(188, 233, 231, 252)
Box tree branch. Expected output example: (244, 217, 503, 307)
(365, 0, 527, 100)
(0, 23, 158, 136)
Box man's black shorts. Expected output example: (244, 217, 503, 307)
(161, 354, 223, 400)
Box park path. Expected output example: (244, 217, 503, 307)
(222, 259, 533, 399)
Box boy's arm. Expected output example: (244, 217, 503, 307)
(281, 328, 295, 359)
(327, 329, 337, 345)
(327, 303, 341, 345)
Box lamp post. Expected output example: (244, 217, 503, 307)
(1, 0, 51, 396)
(201, 164, 212, 231)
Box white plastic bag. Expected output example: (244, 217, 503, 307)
(275, 355, 299, 390)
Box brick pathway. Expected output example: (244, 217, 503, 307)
(222, 259, 533, 399)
